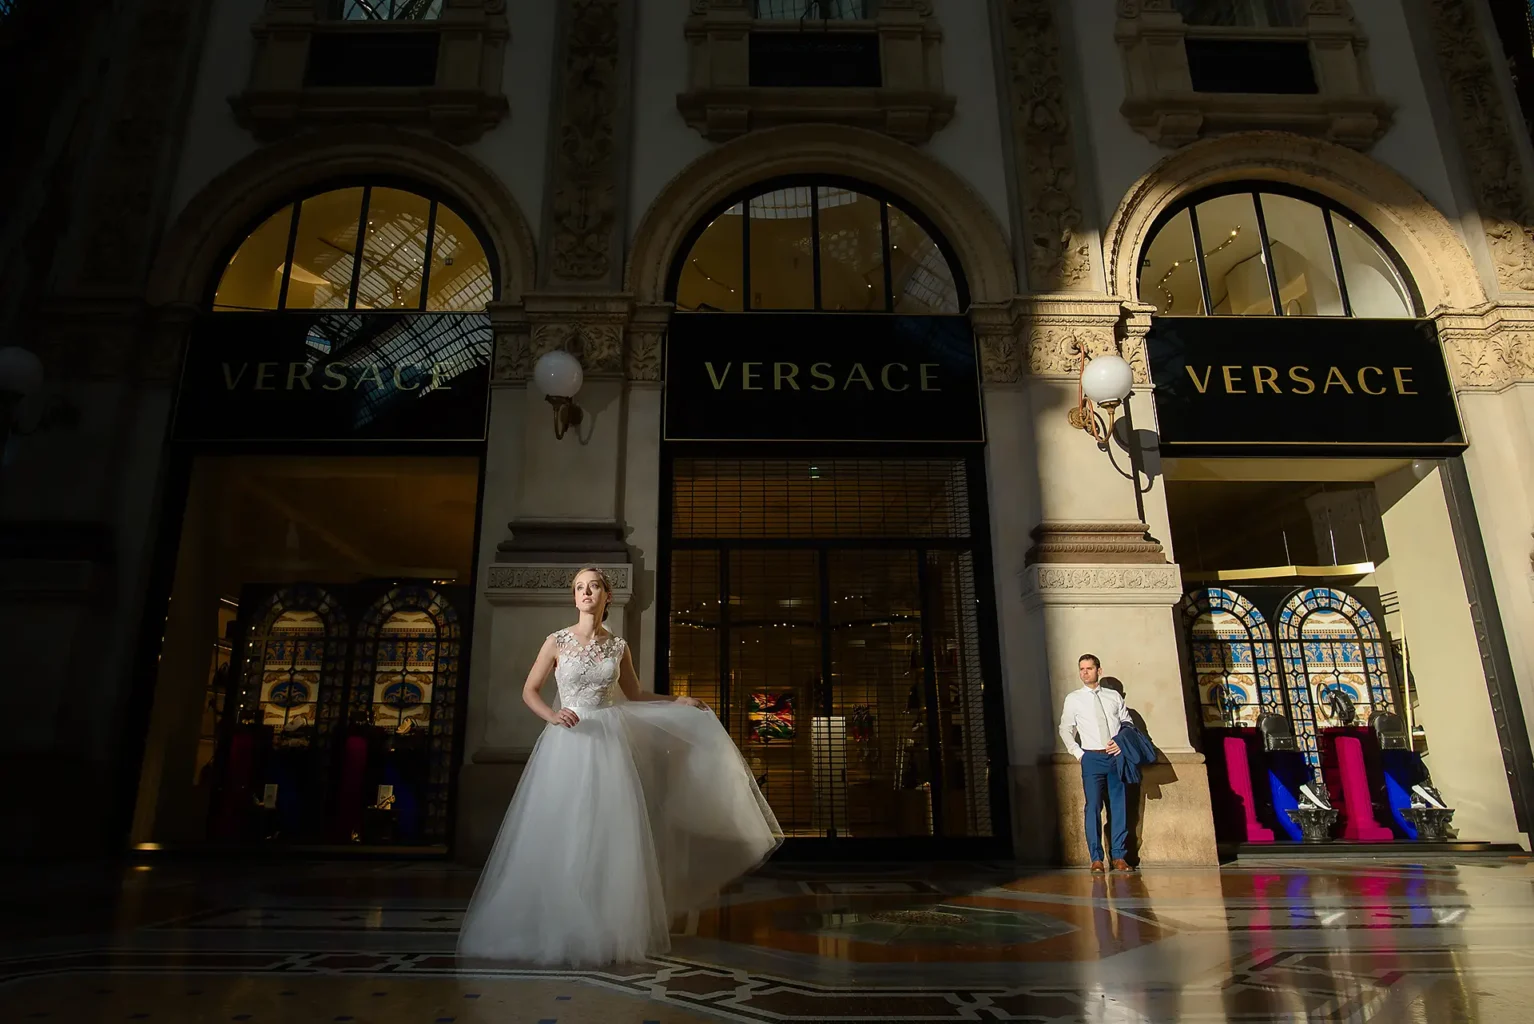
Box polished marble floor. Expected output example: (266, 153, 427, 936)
(2, 853, 1531, 1022)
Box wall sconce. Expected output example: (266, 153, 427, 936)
(1070, 352, 1134, 451)
(0, 346, 81, 457)
(1070, 351, 1155, 520)
(531, 349, 584, 440)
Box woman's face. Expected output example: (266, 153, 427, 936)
(572, 570, 608, 619)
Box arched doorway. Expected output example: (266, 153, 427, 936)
(657, 176, 1009, 857)
(1139, 181, 1510, 848)
(131, 181, 491, 852)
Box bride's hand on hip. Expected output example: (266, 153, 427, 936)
(675, 696, 710, 711)
(550, 708, 580, 727)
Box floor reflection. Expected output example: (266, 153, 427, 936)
(1, 855, 1529, 1022)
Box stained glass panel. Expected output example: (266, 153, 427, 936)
(1182, 588, 1280, 730)
(1277, 587, 1393, 769)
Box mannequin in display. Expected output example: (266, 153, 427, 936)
(457, 567, 783, 966)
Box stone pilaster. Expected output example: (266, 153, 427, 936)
(1018, 561, 1218, 866)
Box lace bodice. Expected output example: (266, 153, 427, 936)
(551, 628, 627, 709)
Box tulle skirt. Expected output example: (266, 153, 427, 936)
(456, 701, 783, 966)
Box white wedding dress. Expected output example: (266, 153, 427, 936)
(457, 628, 783, 966)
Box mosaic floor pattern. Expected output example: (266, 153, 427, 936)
(2, 854, 1531, 1022)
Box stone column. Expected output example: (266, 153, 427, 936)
(456, 0, 644, 863)
(1004, 297, 1216, 865)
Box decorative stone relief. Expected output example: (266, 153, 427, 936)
(1034, 565, 1182, 591)
(968, 300, 1022, 384)
(486, 564, 632, 592)
(77, 0, 208, 290)
(547, 0, 623, 285)
(626, 303, 670, 383)
(676, 0, 954, 144)
(1428, 0, 1534, 294)
(494, 294, 633, 381)
(1115, 0, 1392, 150)
(1436, 303, 1534, 390)
(999, 0, 1095, 291)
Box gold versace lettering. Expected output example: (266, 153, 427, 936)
(919, 363, 941, 391)
(287, 362, 314, 390)
(843, 363, 874, 390)
(1357, 366, 1385, 395)
(221, 363, 249, 390)
(1288, 366, 1315, 395)
(704, 362, 732, 389)
(429, 362, 453, 390)
(1393, 366, 1416, 394)
(774, 362, 800, 390)
(254, 362, 278, 391)
(354, 364, 385, 391)
(741, 362, 763, 390)
(393, 364, 419, 391)
(1221, 365, 1246, 394)
(323, 364, 348, 391)
(1185, 366, 1212, 394)
(1252, 365, 1280, 394)
(881, 363, 908, 391)
(810, 363, 835, 391)
(1322, 366, 1354, 394)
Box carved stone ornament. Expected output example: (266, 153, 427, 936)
(1021, 562, 1185, 608)
(626, 303, 670, 382)
(676, 0, 955, 145)
(1428, 0, 1534, 294)
(1024, 521, 1167, 566)
(486, 564, 632, 593)
(548, 0, 623, 284)
(1435, 303, 1534, 391)
(230, 0, 511, 145)
(999, 0, 1095, 291)
(493, 294, 633, 381)
(1115, 0, 1393, 151)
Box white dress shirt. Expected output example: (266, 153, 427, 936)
(1058, 684, 1133, 760)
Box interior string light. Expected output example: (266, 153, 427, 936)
(1158, 227, 1240, 310)
(690, 258, 736, 293)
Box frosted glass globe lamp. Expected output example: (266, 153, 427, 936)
(531, 349, 585, 440)
(1081, 354, 1134, 410)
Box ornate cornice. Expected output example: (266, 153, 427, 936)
(1427, 0, 1534, 294)
(998, 0, 1095, 291)
(1024, 521, 1167, 566)
(1435, 302, 1534, 391)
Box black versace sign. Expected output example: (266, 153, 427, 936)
(1146, 317, 1465, 457)
(662, 313, 984, 443)
(173, 312, 491, 442)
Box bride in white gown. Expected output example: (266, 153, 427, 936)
(457, 566, 783, 966)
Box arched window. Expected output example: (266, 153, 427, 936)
(212, 185, 495, 313)
(669, 178, 965, 314)
(1277, 587, 1395, 768)
(337, 0, 443, 18)
(1138, 184, 1417, 318)
(1182, 587, 1281, 730)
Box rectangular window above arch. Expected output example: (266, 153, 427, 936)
(1117, 1, 1392, 150)
(678, 0, 954, 145)
(231, 0, 508, 145)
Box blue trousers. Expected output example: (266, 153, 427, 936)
(1082, 751, 1128, 861)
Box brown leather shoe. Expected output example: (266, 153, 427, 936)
(1111, 858, 1134, 872)
(1089, 860, 1105, 873)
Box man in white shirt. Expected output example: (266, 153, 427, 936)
(1058, 653, 1134, 872)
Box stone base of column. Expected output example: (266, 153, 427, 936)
(454, 751, 531, 867)
(1049, 751, 1218, 865)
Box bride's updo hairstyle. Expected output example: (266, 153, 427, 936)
(572, 566, 614, 622)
